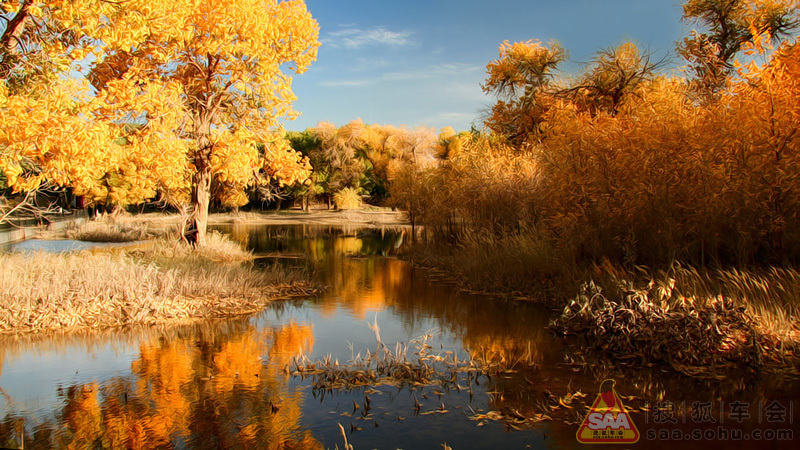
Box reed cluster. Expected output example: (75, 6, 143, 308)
(0, 233, 317, 334)
(553, 281, 764, 379)
(551, 263, 800, 374)
(64, 220, 160, 242)
(391, 40, 800, 372)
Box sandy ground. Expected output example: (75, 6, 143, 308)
(117, 208, 410, 228)
(28, 208, 409, 241)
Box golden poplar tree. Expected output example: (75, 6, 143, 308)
(679, 0, 798, 95)
(482, 40, 566, 147)
(1, 1, 319, 245)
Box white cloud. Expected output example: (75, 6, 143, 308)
(318, 79, 374, 88)
(324, 26, 414, 49)
(421, 111, 479, 129)
(382, 63, 483, 82)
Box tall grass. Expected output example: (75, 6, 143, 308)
(0, 233, 317, 334)
(553, 261, 800, 376)
(390, 42, 800, 371)
(397, 41, 800, 267)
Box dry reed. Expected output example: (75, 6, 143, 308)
(64, 220, 161, 242)
(552, 262, 800, 378)
(0, 233, 319, 334)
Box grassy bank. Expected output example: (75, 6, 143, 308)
(404, 234, 800, 377)
(388, 42, 800, 375)
(0, 232, 319, 334)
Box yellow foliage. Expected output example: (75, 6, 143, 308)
(0, 0, 319, 214)
(42, 324, 321, 448)
(268, 322, 315, 369)
(333, 187, 362, 210)
(413, 33, 800, 267)
(482, 39, 566, 147)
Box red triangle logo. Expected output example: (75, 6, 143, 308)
(576, 379, 640, 444)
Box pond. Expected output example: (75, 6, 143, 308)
(1, 224, 799, 449)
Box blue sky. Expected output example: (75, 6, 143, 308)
(285, 0, 690, 132)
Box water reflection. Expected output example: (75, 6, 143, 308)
(0, 224, 799, 449)
(0, 239, 146, 253)
(0, 320, 320, 449)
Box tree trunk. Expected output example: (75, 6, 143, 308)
(186, 164, 211, 246)
(185, 118, 214, 246)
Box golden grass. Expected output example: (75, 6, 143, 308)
(0, 233, 319, 334)
(333, 187, 362, 210)
(63, 220, 158, 242)
(551, 262, 800, 378)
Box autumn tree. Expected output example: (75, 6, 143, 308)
(0, 1, 319, 245)
(0, 1, 89, 222)
(0, 0, 78, 92)
(2, 3, 184, 211)
(679, 0, 799, 95)
(565, 42, 663, 116)
(310, 120, 370, 208)
(295, 121, 439, 209)
(383, 127, 439, 236)
(482, 40, 566, 148)
(86, 0, 319, 245)
(285, 130, 323, 210)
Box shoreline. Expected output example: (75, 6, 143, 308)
(116, 208, 410, 228)
(5, 212, 798, 380)
(400, 241, 800, 378)
(0, 232, 322, 335)
(0, 210, 407, 336)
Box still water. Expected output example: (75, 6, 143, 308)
(1, 224, 799, 449)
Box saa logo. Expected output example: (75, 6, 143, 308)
(576, 379, 639, 444)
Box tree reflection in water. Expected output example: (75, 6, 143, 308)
(2, 225, 799, 450)
(0, 320, 319, 449)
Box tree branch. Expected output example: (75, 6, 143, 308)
(0, 0, 29, 55)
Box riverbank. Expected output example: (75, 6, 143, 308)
(0, 210, 88, 246)
(0, 209, 407, 335)
(0, 232, 320, 334)
(75, 208, 409, 233)
(403, 240, 800, 378)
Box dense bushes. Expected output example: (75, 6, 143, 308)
(285, 120, 439, 210)
(400, 36, 800, 271)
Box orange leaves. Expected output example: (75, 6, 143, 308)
(41, 324, 321, 448)
(0, 74, 191, 206)
(483, 40, 565, 94)
(267, 322, 315, 369)
(482, 40, 567, 147)
(1, 0, 318, 215)
(678, 0, 798, 94)
(407, 27, 800, 267)
(260, 134, 312, 187)
(528, 35, 800, 265)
